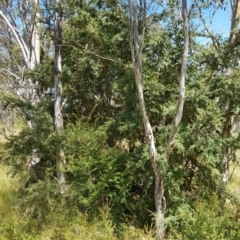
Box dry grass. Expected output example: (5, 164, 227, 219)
(0, 163, 155, 240)
(227, 150, 240, 199)
(0, 165, 17, 190)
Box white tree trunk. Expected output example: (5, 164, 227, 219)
(0, 9, 30, 67)
(221, 113, 232, 183)
(0, 0, 41, 165)
(129, 0, 165, 238)
(165, 0, 189, 161)
(54, 0, 66, 195)
(229, 0, 240, 43)
(29, 0, 40, 70)
(129, 1, 189, 239)
(0, 1, 40, 103)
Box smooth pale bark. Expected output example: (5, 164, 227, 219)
(229, 0, 240, 43)
(0, 1, 40, 103)
(30, 0, 40, 70)
(24, 0, 41, 165)
(0, 9, 30, 67)
(0, 1, 41, 166)
(129, 1, 164, 237)
(165, 0, 189, 162)
(223, 0, 240, 183)
(197, 1, 240, 184)
(54, 0, 66, 195)
(222, 146, 230, 183)
(129, 1, 189, 239)
(0, 0, 40, 82)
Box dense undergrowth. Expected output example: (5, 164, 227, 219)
(0, 122, 240, 240)
(0, 163, 155, 240)
(1, 161, 240, 240)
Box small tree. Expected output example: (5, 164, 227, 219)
(128, 0, 189, 238)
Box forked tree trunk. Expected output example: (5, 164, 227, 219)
(24, 0, 41, 166)
(54, 0, 66, 195)
(128, 1, 164, 236)
(0, 0, 41, 165)
(129, 1, 189, 239)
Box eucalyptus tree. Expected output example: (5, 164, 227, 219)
(229, 0, 240, 43)
(0, 0, 40, 70)
(0, 0, 66, 191)
(195, 0, 240, 184)
(0, 0, 41, 167)
(0, 0, 40, 115)
(54, 0, 66, 194)
(128, 0, 189, 239)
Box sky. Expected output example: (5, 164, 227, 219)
(198, 3, 232, 42)
(148, 1, 233, 43)
(208, 5, 231, 37)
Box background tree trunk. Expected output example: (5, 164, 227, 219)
(229, 0, 240, 43)
(0, 0, 41, 165)
(54, 0, 66, 195)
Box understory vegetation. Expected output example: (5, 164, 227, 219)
(0, 147, 240, 240)
(1, 0, 240, 239)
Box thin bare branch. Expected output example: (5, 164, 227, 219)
(0, 9, 30, 67)
(228, 160, 239, 181)
(197, 2, 219, 51)
(69, 42, 128, 68)
(0, 68, 21, 80)
(165, 0, 189, 161)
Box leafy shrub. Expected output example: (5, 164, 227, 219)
(65, 121, 155, 225)
(167, 194, 240, 240)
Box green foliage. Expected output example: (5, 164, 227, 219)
(0, 163, 155, 239)
(61, 0, 129, 121)
(65, 121, 155, 224)
(167, 194, 240, 240)
(27, 56, 54, 93)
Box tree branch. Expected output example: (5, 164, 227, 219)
(197, 2, 219, 51)
(69, 41, 128, 68)
(0, 68, 21, 80)
(165, 0, 189, 161)
(0, 9, 30, 67)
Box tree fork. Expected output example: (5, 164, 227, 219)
(129, 0, 189, 239)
